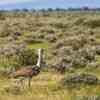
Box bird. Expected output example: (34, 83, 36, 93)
(10, 48, 44, 88)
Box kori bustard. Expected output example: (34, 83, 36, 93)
(11, 48, 44, 88)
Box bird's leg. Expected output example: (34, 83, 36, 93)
(28, 77, 32, 88)
(19, 77, 25, 89)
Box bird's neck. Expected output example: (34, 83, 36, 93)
(36, 49, 42, 68)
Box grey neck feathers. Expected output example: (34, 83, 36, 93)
(36, 48, 42, 68)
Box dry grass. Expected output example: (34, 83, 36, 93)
(0, 72, 100, 100)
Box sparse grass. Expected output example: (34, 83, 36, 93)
(27, 42, 49, 49)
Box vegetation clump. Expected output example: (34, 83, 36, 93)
(62, 73, 100, 88)
(83, 18, 100, 28)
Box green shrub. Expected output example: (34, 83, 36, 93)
(61, 73, 99, 89)
(83, 18, 100, 28)
(0, 12, 6, 20)
(18, 48, 37, 66)
(74, 17, 85, 25)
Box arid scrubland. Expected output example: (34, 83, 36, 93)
(0, 10, 100, 100)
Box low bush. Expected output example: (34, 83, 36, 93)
(18, 48, 37, 66)
(83, 18, 100, 28)
(61, 73, 100, 88)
